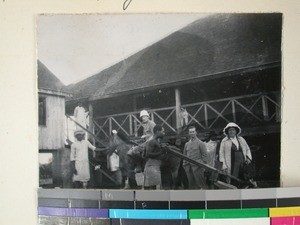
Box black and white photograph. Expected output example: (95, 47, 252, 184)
(38, 13, 282, 190)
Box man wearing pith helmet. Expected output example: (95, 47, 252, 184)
(140, 110, 156, 141)
(70, 129, 99, 188)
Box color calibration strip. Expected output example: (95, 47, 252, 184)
(38, 206, 300, 218)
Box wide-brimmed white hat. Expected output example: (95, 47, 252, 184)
(140, 110, 150, 118)
(223, 122, 241, 135)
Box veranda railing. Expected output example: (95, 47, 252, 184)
(93, 92, 280, 141)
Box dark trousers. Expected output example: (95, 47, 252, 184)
(73, 181, 87, 188)
(127, 156, 138, 189)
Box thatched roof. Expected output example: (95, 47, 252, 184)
(66, 13, 282, 101)
(38, 60, 65, 91)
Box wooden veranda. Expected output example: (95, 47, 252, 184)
(89, 91, 280, 144)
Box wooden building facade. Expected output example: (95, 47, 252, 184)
(38, 60, 71, 187)
(39, 88, 69, 150)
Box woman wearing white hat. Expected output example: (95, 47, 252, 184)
(219, 122, 252, 182)
(140, 110, 156, 141)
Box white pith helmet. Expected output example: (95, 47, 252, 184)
(140, 110, 150, 118)
(223, 122, 241, 135)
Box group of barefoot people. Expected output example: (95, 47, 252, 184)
(70, 103, 254, 189)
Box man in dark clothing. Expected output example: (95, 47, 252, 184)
(143, 124, 165, 190)
(183, 126, 208, 189)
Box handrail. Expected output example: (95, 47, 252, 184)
(66, 114, 107, 147)
(164, 145, 245, 185)
(92, 91, 280, 140)
(89, 162, 118, 185)
(65, 125, 118, 185)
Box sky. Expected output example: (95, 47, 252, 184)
(37, 14, 208, 85)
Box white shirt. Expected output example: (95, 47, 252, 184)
(230, 136, 239, 149)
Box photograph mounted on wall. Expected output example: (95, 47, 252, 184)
(38, 13, 282, 190)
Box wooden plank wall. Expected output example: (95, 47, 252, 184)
(39, 94, 65, 150)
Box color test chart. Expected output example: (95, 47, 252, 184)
(38, 187, 300, 224)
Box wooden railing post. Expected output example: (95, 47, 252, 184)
(66, 116, 69, 140)
(132, 96, 138, 137)
(151, 112, 154, 122)
(109, 117, 112, 135)
(275, 93, 281, 122)
(175, 88, 181, 134)
(88, 102, 95, 145)
(262, 95, 269, 121)
(134, 115, 138, 137)
(231, 100, 236, 122)
(204, 104, 208, 129)
(129, 114, 133, 135)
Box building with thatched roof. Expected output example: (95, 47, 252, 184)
(65, 14, 281, 132)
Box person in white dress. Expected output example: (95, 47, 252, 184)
(74, 102, 89, 130)
(70, 129, 99, 188)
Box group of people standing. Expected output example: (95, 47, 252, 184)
(181, 122, 253, 189)
(69, 104, 254, 190)
(140, 110, 254, 190)
(138, 110, 254, 190)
